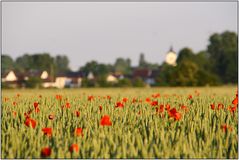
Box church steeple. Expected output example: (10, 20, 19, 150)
(169, 45, 174, 53)
(165, 45, 177, 66)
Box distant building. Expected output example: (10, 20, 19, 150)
(55, 71, 84, 88)
(165, 46, 177, 66)
(2, 70, 18, 82)
(1, 70, 19, 88)
(2, 70, 54, 88)
(54, 76, 67, 89)
(65, 71, 83, 88)
(106, 74, 118, 83)
(24, 70, 53, 88)
(133, 68, 156, 85)
(87, 72, 94, 80)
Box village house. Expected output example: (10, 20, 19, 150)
(106, 72, 124, 83)
(55, 71, 83, 88)
(132, 68, 160, 86)
(2, 70, 18, 82)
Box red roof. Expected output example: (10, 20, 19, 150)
(133, 69, 152, 78)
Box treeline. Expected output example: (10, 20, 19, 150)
(2, 31, 238, 86)
(2, 54, 70, 76)
(158, 31, 237, 86)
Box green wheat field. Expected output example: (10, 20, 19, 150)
(1, 86, 238, 158)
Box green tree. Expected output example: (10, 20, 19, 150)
(15, 53, 55, 73)
(116, 78, 132, 87)
(114, 58, 131, 75)
(194, 51, 211, 70)
(133, 77, 145, 87)
(25, 77, 42, 88)
(1, 54, 14, 73)
(156, 63, 177, 86)
(81, 78, 96, 88)
(196, 69, 221, 86)
(175, 60, 199, 86)
(54, 55, 70, 74)
(80, 61, 112, 77)
(31, 53, 54, 72)
(139, 53, 147, 68)
(15, 54, 33, 72)
(207, 31, 238, 83)
(176, 48, 195, 64)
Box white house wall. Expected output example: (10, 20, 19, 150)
(3, 71, 17, 82)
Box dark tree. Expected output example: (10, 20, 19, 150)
(139, 53, 147, 68)
(15, 54, 33, 72)
(207, 31, 238, 83)
(176, 48, 195, 64)
(54, 55, 70, 74)
(1, 54, 14, 73)
(114, 58, 131, 75)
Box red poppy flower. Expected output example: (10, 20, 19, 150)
(217, 103, 224, 110)
(150, 101, 158, 106)
(24, 112, 31, 119)
(210, 104, 215, 110)
(48, 114, 54, 120)
(69, 144, 79, 153)
(181, 105, 189, 112)
(65, 102, 71, 108)
(99, 106, 103, 111)
(27, 109, 33, 115)
(122, 98, 128, 103)
(174, 112, 181, 121)
(228, 105, 237, 114)
(188, 95, 193, 100)
(56, 94, 62, 100)
(159, 104, 164, 112)
(4, 97, 9, 102)
(39, 95, 42, 98)
(16, 93, 20, 97)
(107, 95, 111, 100)
(34, 102, 39, 108)
(155, 107, 160, 114)
(221, 124, 233, 132)
(13, 102, 17, 106)
(88, 95, 94, 101)
(75, 111, 80, 117)
(12, 111, 17, 117)
(35, 107, 40, 113)
(100, 115, 112, 126)
(168, 108, 181, 121)
(42, 128, 52, 137)
(156, 105, 164, 113)
(115, 102, 124, 108)
(41, 147, 51, 157)
(165, 104, 171, 111)
(232, 96, 238, 105)
(168, 108, 177, 117)
(152, 93, 160, 98)
(145, 97, 151, 103)
(132, 98, 137, 103)
(74, 128, 83, 137)
(25, 118, 36, 129)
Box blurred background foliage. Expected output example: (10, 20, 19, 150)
(2, 31, 238, 87)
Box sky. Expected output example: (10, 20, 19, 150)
(2, 2, 237, 71)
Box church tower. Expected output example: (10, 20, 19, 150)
(165, 46, 177, 66)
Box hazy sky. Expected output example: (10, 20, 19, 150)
(2, 2, 237, 71)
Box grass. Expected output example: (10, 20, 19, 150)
(1, 86, 238, 158)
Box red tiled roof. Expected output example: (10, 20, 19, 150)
(133, 69, 152, 78)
